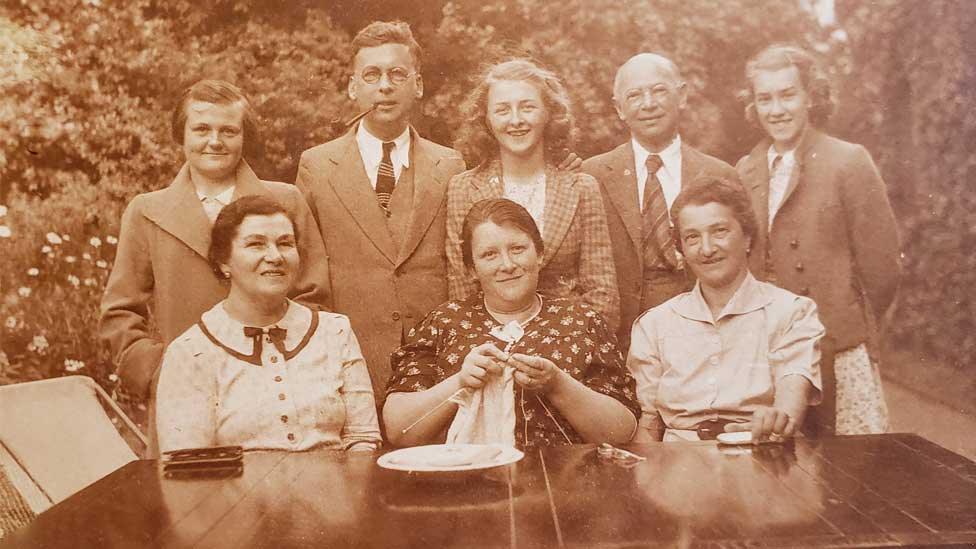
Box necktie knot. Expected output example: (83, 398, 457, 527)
(771, 154, 783, 174)
(381, 141, 395, 159)
(645, 154, 663, 174)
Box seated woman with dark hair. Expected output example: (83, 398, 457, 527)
(384, 198, 639, 449)
(627, 177, 824, 442)
(155, 196, 380, 453)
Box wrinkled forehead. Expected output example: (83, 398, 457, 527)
(235, 213, 295, 238)
(614, 55, 680, 95)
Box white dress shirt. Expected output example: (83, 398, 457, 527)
(356, 122, 411, 188)
(766, 146, 796, 227)
(632, 135, 682, 212)
(196, 185, 235, 223)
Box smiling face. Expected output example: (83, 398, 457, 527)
(751, 66, 811, 151)
(486, 79, 549, 161)
(677, 202, 751, 293)
(221, 213, 300, 306)
(469, 221, 541, 312)
(348, 43, 422, 141)
(183, 100, 245, 182)
(614, 56, 687, 152)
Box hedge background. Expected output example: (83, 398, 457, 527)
(1, 0, 973, 399)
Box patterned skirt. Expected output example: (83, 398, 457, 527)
(834, 343, 890, 434)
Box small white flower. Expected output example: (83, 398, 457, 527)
(61, 234, 70, 241)
(89, 236, 102, 248)
(95, 259, 108, 269)
(108, 373, 119, 383)
(27, 267, 40, 277)
(4, 317, 17, 329)
(41, 245, 52, 253)
(0, 225, 11, 238)
(82, 253, 92, 260)
(17, 287, 31, 298)
(106, 235, 118, 245)
(65, 255, 77, 263)
(46, 232, 62, 245)
(83, 277, 96, 287)
(28, 335, 49, 353)
(67, 274, 81, 287)
(0, 205, 7, 217)
(64, 359, 85, 372)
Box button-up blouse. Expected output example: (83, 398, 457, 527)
(626, 273, 824, 431)
(156, 300, 381, 453)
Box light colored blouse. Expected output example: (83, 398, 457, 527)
(156, 300, 381, 453)
(626, 273, 824, 432)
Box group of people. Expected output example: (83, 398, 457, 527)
(98, 20, 900, 456)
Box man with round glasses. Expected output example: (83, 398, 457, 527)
(296, 20, 466, 399)
(583, 53, 741, 354)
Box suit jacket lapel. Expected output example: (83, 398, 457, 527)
(327, 130, 397, 265)
(396, 131, 448, 267)
(596, 143, 642, 254)
(141, 164, 215, 261)
(540, 165, 579, 269)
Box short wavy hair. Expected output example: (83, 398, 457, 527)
(209, 195, 298, 280)
(453, 58, 577, 168)
(669, 176, 759, 256)
(351, 20, 423, 72)
(739, 44, 835, 129)
(171, 79, 260, 160)
(460, 198, 545, 271)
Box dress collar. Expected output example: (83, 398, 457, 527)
(671, 272, 773, 323)
(197, 300, 318, 365)
(631, 134, 682, 173)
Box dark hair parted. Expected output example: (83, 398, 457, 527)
(669, 176, 759, 256)
(739, 44, 835, 129)
(208, 196, 298, 280)
(351, 20, 423, 71)
(460, 198, 545, 270)
(171, 79, 261, 159)
(453, 58, 577, 168)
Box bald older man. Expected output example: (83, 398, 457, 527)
(583, 53, 740, 352)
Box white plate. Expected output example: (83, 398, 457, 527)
(716, 431, 753, 445)
(378, 444, 524, 472)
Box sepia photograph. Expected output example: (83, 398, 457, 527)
(1, 0, 974, 546)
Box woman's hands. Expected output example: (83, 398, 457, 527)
(458, 343, 509, 389)
(509, 353, 563, 393)
(724, 406, 797, 442)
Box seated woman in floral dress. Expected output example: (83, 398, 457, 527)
(384, 198, 639, 449)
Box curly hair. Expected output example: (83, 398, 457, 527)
(171, 79, 260, 160)
(351, 20, 423, 72)
(669, 176, 759, 257)
(739, 44, 835, 129)
(453, 58, 577, 168)
(209, 196, 298, 280)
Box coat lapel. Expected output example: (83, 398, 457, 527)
(539, 165, 579, 269)
(775, 128, 820, 217)
(742, 141, 772, 236)
(595, 143, 641, 254)
(396, 131, 448, 267)
(326, 130, 397, 265)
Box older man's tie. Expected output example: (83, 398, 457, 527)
(641, 154, 676, 268)
(376, 141, 396, 216)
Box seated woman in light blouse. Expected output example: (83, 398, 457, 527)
(446, 59, 620, 331)
(156, 196, 381, 453)
(627, 177, 824, 442)
(385, 198, 638, 449)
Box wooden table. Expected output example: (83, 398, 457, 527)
(3, 434, 975, 548)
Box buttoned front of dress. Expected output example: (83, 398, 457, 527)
(156, 300, 381, 453)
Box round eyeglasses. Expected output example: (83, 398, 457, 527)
(360, 67, 415, 85)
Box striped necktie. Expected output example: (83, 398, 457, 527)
(641, 154, 676, 267)
(376, 141, 396, 216)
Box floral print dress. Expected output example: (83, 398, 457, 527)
(386, 294, 640, 449)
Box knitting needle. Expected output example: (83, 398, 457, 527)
(400, 341, 517, 435)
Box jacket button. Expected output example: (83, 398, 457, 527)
(274, 375, 282, 382)
(790, 239, 799, 249)
(270, 356, 278, 364)
(281, 415, 288, 423)
(392, 311, 401, 321)
(795, 262, 804, 272)
(287, 433, 295, 442)
(278, 393, 286, 401)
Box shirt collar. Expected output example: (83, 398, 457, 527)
(200, 299, 314, 355)
(631, 134, 682, 174)
(356, 122, 412, 168)
(196, 185, 236, 205)
(672, 272, 773, 323)
(766, 145, 796, 171)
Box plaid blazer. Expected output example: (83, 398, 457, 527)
(446, 160, 620, 331)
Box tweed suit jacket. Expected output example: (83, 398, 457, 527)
(99, 161, 331, 400)
(445, 160, 620, 331)
(582, 141, 740, 351)
(296, 127, 466, 397)
(736, 128, 901, 353)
